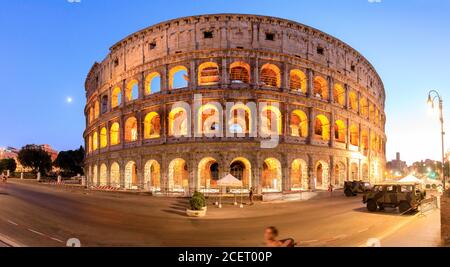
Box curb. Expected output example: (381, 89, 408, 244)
(0, 233, 23, 247)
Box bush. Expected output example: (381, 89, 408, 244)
(189, 191, 206, 211)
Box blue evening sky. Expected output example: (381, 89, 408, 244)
(0, 0, 449, 164)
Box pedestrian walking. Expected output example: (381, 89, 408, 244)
(249, 187, 254, 205)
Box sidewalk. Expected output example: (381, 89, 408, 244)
(381, 208, 441, 247)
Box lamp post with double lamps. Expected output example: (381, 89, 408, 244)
(427, 90, 446, 188)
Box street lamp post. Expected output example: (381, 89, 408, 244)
(427, 90, 446, 188)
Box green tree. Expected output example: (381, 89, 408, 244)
(0, 158, 17, 173)
(53, 146, 85, 176)
(17, 145, 52, 174)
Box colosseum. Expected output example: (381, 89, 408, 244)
(84, 14, 387, 196)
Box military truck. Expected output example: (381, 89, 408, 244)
(344, 181, 372, 197)
(362, 183, 426, 213)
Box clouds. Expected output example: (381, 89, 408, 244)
(67, 0, 81, 3)
(368, 0, 382, 3)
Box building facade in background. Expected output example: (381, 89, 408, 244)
(84, 14, 387, 194)
(386, 152, 408, 178)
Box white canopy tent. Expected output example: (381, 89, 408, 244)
(399, 174, 424, 184)
(217, 174, 244, 208)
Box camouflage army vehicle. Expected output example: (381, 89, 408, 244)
(362, 183, 426, 213)
(344, 181, 372, 197)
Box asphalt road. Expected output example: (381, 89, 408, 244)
(0, 180, 420, 247)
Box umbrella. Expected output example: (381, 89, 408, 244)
(217, 174, 244, 208)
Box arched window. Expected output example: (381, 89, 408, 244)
(169, 66, 189, 90)
(124, 161, 138, 189)
(349, 91, 358, 111)
(145, 72, 161, 95)
(111, 87, 122, 109)
(260, 64, 281, 88)
(89, 107, 94, 124)
(198, 62, 220, 86)
(334, 120, 346, 143)
(361, 130, 369, 155)
(261, 105, 282, 135)
(144, 112, 161, 139)
(262, 158, 282, 192)
(110, 122, 120, 146)
(101, 95, 108, 114)
(168, 158, 189, 192)
(110, 162, 120, 188)
(333, 84, 345, 106)
(314, 115, 330, 141)
(290, 69, 307, 93)
(169, 107, 188, 136)
(100, 127, 108, 148)
(94, 101, 100, 119)
(124, 117, 138, 142)
(230, 61, 250, 84)
(350, 124, 360, 146)
(229, 103, 253, 134)
(360, 97, 369, 117)
(87, 135, 92, 153)
(290, 110, 308, 138)
(92, 132, 98, 151)
(198, 104, 221, 135)
(313, 76, 328, 100)
(125, 80, 139, 102)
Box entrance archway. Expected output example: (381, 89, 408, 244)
(125, 161, 138, 190)
(262, 158, 282, 192)
(291, 159, 308, 190)
(144, 160, 161, 191)
(198, 157, 219, 191)
(110, 162, 120, 188)
(315, 161, 329, 190)
(351, 162, 359, 181)
(230, 157, 252, 189)
(99, 164, 108, 186)
(168, 158, 189, 192)
(334, 162, 346, 187)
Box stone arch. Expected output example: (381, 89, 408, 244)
(110, 162, 120, 188)
(198, 62, 220, 86)
(261, 105, 282, 136)
(99, 164, 108, 186)
(360, 97, 369, 117)
(94, 101, 100, 119)
(168, 158, 189, 192)
(230, 61, 250, 84)
(92, 132, 98, 151)
(169, 65, 189, 90)
(145, 72, 161, 94)
(198, 157, 219, 190)
(362, 163, 369, 182)
(333, 83, 345, 106)
(124, 117, 138, 142)
(168, 107, 189, 137)
(89, 106, 94, 124)
(349, 124, 360, 146)
(334, 120, 346, 143)
(124, 161, 138, 190)
(260, 63, 281, 88)
(87, 135, 92, 153)
(228, 103, 254, 135)
(361, 130, 369, 155)
(351, 162, 359, 181)
(349, 91, 358, 111)
(125, 79, 139, 101)
(92, 164, 98, 186)
(314, 115, 330, 141)
(291, 158, 308, 190)
(290, 69, 307, 93)
(313, 76, 328, 100)
(262, 158, 282, 192)
(144, 160, 161, 191)
(230, 157, 252, 189)
(315, 160, 329, 190)
(334, 161, 346, 187)
(197, 103, 221, 135)
(111, 87, 122, 109)
(290, 110, 308, 138)
(100, 127, 108, 148)
(101, 95, 108, 114)
(144, 112, 161, 139)
(110, 122, 120, 146)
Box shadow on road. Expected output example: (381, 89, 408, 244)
(353, 207, 417, 217)
(163, 199, 189, 217)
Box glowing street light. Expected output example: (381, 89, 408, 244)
(427, 90, 446, 188)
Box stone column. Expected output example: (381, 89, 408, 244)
(282, 154, 290, 192)
(307, 68, 314, 98)
(330, 111, 335, 148)
(221, 57, 229, 88)
(190, 60, 198, 90)
(282, 63, 289, 91)
(346, 117, 351, 150)
(345, 84, 350, 110)
(253, 58, 260, 88)
(307, 107, 315, 144)
(162, 64, 169, 92)
(307, 154, 315, 190)
(328, 76, 334, 104)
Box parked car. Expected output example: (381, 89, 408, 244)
(344, 181, 372, 197)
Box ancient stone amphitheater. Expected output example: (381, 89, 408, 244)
(84, 14, 386, 196)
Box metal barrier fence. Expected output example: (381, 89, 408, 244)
(419, 196, 439, 216)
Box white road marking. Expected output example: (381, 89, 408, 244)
(50, 237, 64, 243)
(358, 228, 370, 233)
(333, 234, 347, 240)
(27, 229, 45, 237)
(7, 220, 18, 226)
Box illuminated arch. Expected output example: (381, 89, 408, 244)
(315, 161, 329, 189)
(334, 120, 346, 143)
(361, 130, 369, 155)
(290, 69, 307, 93)
(229, 103, 253, 134)
(89, 107, 94, 124)
(314, 115, 330, 141)
(333, 83, 345, 106)
(110, 162, 120, 188)
(124, 117, 138, 142)
(313, 76, 328, 100)
(99, 164, 107, 186)
(169, 65, 189, 90)
(230, 61, 250, 84)
(124, 161, 138, 190)
(144, 160, 161, 191)
(369, 103, 375, 122)
(290, 110, 308, 138)
(168, 107, 188, 137)
(334, 161, 346, 187)
(230, 157, 252, 189)
(349, 124, 360, 146)
(125, 80, 139, 102)
(351, 162, 359, 181)
(362, 163, 369, 182)
(261, 105, 282, 135)
(92, 132, 98, 151)
(197, 103, 221, 135)
(100, 127, 108, 148)
(168, 158, 189, 192)
(143, 112, 161, 139)
(198, 157, 219, 190)
(110, 122, 120, 146)
(87, 135, 92, 153)
(349, 91, 358, 111)
(291, 159, 308, 190)
(92, 165, 98, 185)
(360, 97, 369, 117)
(111, 87, 122, 108)
(94, 101, 100, 119)
(198, 62, 220, 86)
(145, 72, 161, 95)
(262, 158, 282, 193)
(260, 63, 281, 88)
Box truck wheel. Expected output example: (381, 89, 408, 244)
(399, 202, 411, 214)
(367, 200, 378, 212)
(344, 188, 354, 197)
